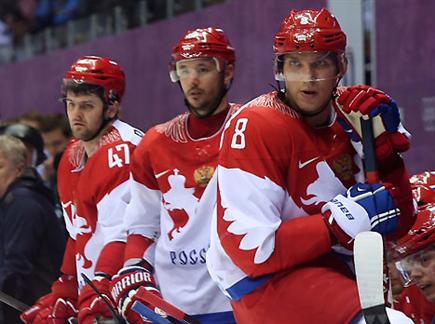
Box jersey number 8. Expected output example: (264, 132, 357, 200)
(231, 118, 248, 149)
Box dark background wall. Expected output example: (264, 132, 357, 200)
(0, 0, 323, 128)
(0, 0, 433, 174)
(375, 0, 435, 174)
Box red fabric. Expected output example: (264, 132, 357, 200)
(124, 234, 154, 263)
(232, 254, 360, 324)
(395, 285, 435, 324)
(95, 241, 125, 276)
(60, 238, 77, 276)
(187, 105, 230, 139)
(218, 212, 332, 277)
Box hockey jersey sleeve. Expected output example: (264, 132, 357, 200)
(215, 108, 332, 278)
(123, 130, 162, 264)
(88, 141, 138, 275)
(60, 237, 78, 276)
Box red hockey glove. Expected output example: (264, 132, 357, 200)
(335, 85, 410, 160)
(110, 265, 165, 324)
(20, 275, 78, 324)
(77, 275, 117, 324)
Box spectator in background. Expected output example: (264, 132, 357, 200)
(0, 135, 65, 323)
(18, 111, 45, 130)
(39, 113, 71, 236)
(39, 113, 71, 188)
(35, 0, 86, 29)
(0, 123, 46, 168)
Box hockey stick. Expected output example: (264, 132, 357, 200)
(360, 117, 379, 183)
(131, 301, 171, 324)
(134, 288, 199, 324)
(356, 116, 390, 324)
(0, 290, 30, 312)
(354, 232, 390, 324)
(0, 290, 78, 324)
(81, 273, 124, 324)
(82, 274, 175, 324)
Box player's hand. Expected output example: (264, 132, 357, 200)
(21, 295, 77, 324)
(335, 85, 410, 160)
(110, 265, 165, 324)
(322, 182, 400, 249)
(78, 276, 116, 324)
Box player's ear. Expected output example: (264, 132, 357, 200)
(224, 64, 234, 88)
(106, 101, 120, 119)
(338, 55, 348, 77)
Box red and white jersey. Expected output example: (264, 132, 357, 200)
(395, 284, 435, 324)
(124, 104, 240, 315)
(57, 119, 143, 291)
(205, 92, 363, 322)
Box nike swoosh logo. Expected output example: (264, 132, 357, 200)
(154, 169, 170, 179)
(298, 157, 319, 169)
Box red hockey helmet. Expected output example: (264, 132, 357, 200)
(64, 56, 125, 103)
(395, 207, 435, 258)
(273, 8, 346, 56)
(410, 171, 435, 208)
(169, 27, 235, 82)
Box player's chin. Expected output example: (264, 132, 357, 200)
(190, 105, 213, 118)
(423, 286, 435, 302)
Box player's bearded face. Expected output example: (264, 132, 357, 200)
(281, 52, 340, 117)
(177, 58, 225, 118)
(65, 92, 105, 141)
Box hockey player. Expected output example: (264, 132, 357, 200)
(109, 27, 239, 323)
(21, 56, 143, 324)
(393, 171, 435, 323)
(205, 8, 414, 323)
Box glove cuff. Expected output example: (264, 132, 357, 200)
(111, 266, 156, 304)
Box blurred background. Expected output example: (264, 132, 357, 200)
(0, 0, 433, 174)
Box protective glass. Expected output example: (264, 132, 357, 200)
(275, 51, 341, 82)
(395, 245, 435, 287)
(175, 58, 220, 80)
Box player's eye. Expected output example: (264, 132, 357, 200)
(287, 59, 300, 67)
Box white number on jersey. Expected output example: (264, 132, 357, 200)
(108, 143, 130, 168)
(231, 118, 249, 149)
